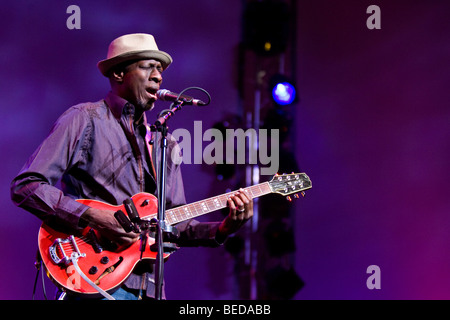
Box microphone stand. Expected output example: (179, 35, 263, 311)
(151, 100, 185, 300)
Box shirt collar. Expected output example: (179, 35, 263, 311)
(105, 91, 132, 119)
(104, 91, 147, 126)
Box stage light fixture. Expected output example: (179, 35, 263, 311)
(270, 74, 297, 106)
(272, 82, 296, 105)
(243, 1, 289, 55)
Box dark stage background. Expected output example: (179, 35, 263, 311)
(1, 0, 449, 300)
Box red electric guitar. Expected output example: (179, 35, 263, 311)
(38, 173, 311, 298)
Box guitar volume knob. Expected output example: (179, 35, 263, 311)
(100, 256, 109, 264)
(89, 266, 98, 274)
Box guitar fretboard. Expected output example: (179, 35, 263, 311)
(165, 182, 273, 225)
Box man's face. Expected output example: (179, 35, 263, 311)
(119, 59, 164, 111)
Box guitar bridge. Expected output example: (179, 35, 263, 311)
(49, 235, 85, 266)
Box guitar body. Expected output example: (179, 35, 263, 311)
(37, 173, 312, 298)
(38, 192, 166, 297)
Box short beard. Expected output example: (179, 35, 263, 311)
(136, 99, 155, 112)
(143, 100, 155, 112)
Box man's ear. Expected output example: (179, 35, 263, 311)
(110, 69, 125, 83)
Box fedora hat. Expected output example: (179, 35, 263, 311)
(97, 33, 173, 76)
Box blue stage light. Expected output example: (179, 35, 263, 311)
(272, 82, 296, 105)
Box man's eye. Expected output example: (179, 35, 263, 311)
(140, 65, 163, 73)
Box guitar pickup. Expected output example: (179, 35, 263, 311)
(123, 198, 140, 223)
(87, 228, 103, 253)
(122, 198, 142, 232)
(114, 210, 135, 233)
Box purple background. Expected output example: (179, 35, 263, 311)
(1, 1, 449, 300)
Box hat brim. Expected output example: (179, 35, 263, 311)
(97, 50, 173, 76)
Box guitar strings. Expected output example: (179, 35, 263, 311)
(56, 182, 274, 252)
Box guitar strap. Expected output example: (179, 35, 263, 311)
(143, 122, 160, 298)
(145, 124, 158, 181)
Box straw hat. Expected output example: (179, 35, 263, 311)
(97, 33, 173, 76)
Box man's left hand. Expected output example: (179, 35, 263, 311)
(217, 188, 254, 240)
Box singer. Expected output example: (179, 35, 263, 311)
(10, 33, 253, 300)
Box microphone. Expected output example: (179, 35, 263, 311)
(157, 89, 207, 106)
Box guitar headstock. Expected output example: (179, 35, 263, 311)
(268, 173, 312, 199)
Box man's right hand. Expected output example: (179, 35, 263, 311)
(80, 207, 140, 248)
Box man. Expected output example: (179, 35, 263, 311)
(10, 33, 253, 299)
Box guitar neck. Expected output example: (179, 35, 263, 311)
(165, 182, 273, 225)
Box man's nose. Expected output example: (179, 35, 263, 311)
(150, 69, 162, 83)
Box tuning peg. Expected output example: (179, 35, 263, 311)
(301, 192, 306, 197)
(294, 194, 299, 199)
(286, 196, 292, 201)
